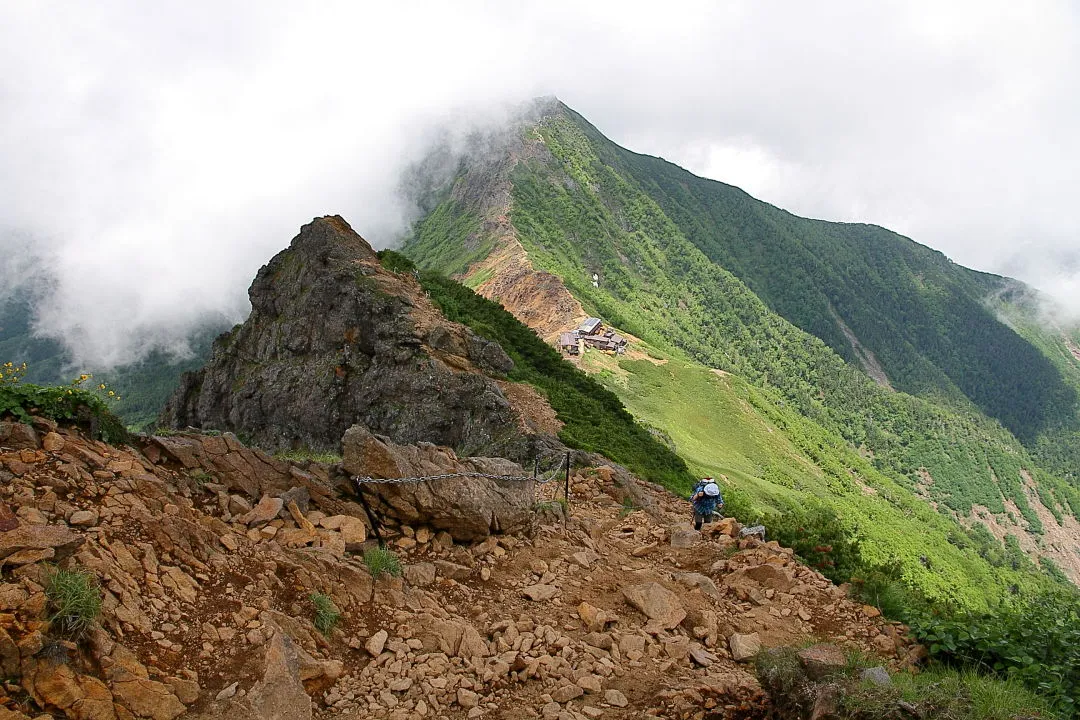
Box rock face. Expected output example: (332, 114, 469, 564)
(160, 216, 531, 460)
(343, 425, 535, 540)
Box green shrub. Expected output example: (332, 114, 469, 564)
(309, 593, 341, 635)
(45, 568, 102, 638)
(0, 381, 128, 444)
(362, 547, 402, 580)
(376, 249, 417, 275)
(909, 586, 1080, 717)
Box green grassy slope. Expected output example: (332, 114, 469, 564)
(580, 343, 1053, 609)
(563, 104, 1078, 451)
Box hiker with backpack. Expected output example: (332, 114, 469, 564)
(690, 477, 723, 530)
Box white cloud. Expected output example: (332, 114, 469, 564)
(1, 0, 1078, 366)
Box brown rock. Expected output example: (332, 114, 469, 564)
(621, 582, 685, 630)
(577, 602, 617, 633)
(0, 523, 83, 562)
(669, 528, 700, 548)
(675, 572, 720, 599)
(604, 689, 628, 707)
(69, 510, 99, 527)
(342, 425, 535, 541)
(403, 561, 436, 586)
(457, 688, 480, 709)
(798, 644, 847, 681)
(523, 584, 558, 601)
(365, 630, 388, 656)
(0, 421, 39, 450)
(551, 684, 584, 703)
(42, 432, 65, 452)
(335, 516, 367, 552)
(728, 633, 761, 662)
(246, 630, 312, 720)
(238, 495, 283, 526)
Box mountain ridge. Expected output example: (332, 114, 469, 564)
(401, 99, 1080, 597)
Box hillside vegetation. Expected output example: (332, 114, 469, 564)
(405, 106, 1080, 545)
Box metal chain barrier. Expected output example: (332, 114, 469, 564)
(351, 453, 571, 547)
(352, 454, 567, 486)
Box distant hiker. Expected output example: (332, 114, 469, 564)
(690, 477, 723, 530)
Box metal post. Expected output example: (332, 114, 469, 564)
(564, 451, 571, 505)
(533, 456, 539, 479)
(352, 478, 385, 548)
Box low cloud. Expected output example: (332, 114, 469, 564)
(1, 1, 1078, 368)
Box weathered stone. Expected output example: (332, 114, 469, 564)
(0, 421, 39, 450)
(577, 675, 603, 694)
(365, 630, 388, 656)
(571, 549, 600, 568)
(403, 561, 436, 586)
(0, 523, 83, 562)
(551, 684, 583, 703)
(523, 584, 558, 601)
(860, 666, 892, 687)
(246, 630, 312, 720)
(728, 633, 762, 662)
(690, 646, 718, 667)
(621, 582, 685, 630)
(674, 572, 720, 599)
(343, 426, 535, 541)
(160, 216, 526, 467)
(238, 495, 283, 526)
(69, 510, 99, 527)
(42, 432, 65, 452)
(669, 528, 700, 549)
(433, 559, 472, 580)
(578, 602, 617, 633)
(457, 688, 480, 709)
(604, 689, 628, 708)
(798, 644, 847, 681)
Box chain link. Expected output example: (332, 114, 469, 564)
(353, 455, 566, 487)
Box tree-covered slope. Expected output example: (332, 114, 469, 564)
(558, 105, 1080, 454)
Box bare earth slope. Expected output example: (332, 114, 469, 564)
(0, 416, 917, 720)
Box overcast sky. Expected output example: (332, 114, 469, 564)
(2, 1, 1078, 367)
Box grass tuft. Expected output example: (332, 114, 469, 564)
(45, 568, 102, 639)
(309, 593, 341, 636)
(362, 546, 402, 580)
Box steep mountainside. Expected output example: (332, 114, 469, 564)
(402, 100, 1080, 597)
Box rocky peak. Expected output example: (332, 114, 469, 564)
(161, 216, 540, 460)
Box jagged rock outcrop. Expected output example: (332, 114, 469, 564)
(160, 216, 532, 460)
(343, 425, 535, 541)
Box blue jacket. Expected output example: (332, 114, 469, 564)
(690, 481, 722, 514)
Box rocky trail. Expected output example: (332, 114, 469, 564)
(0, 415, 920, 720)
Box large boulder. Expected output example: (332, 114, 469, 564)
(160, 216, 531, 462)
(621, 582, 686, 631)
(343, 425, 535, 541)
